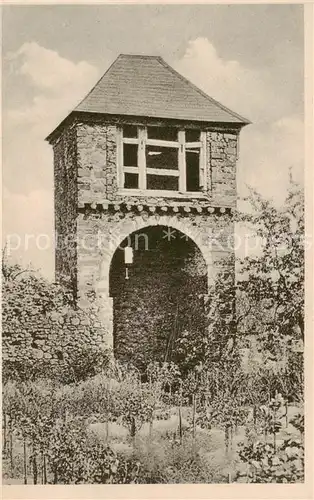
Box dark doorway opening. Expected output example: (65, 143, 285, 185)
(109, 225, 207, 372)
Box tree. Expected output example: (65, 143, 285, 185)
(237, 179, 304, 357)
(172, 179, 304, 402)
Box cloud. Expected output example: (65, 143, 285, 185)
(234, 115, 303, 261)
(2, 187, 55, 280)
(3, 39, 303, 278)
(175, 38, 304, 201)
(8, 42, 99, 95)
(238, 115, 304, 203)
(3, 42, 100, 192)
(174, 37, 281, 123)
(3, 43, 100, 277)
(5, 42, 99, 137)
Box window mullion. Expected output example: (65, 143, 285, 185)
(138, 127, 147, 190)
(200, 131, 207, 190)
(116, 127, 124, 188)
(178, 130, 186, 192)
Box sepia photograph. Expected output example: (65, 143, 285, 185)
(1, 3, 308, 490)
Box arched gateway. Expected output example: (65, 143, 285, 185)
(46, 53, 248, 364)
(109, 225, 208, 369)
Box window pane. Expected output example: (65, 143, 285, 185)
(123, 125, 138, 138)
(147, 126, 178, 141)
(186, 129, 200, 142)
(147, 175, 178, 191)
(186, 149, 200, 191)
(124, 173, 138, 189)
(123, 144, 138, 166)
(146, 145, 178, 170)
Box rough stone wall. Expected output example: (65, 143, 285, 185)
(77, 123, 118, 205)
(73, 118, 237, 298)
(42, 118, 237, 358)
(53, 122, 78, 293)
(75, 209, 234, 353)
(75, 119, 238, 208)
(77, 210, 234, 301)
(2, 307, 109, 364)
(4, 117, 240, 366)
(207, 131, 238, 206)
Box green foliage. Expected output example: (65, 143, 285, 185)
(237, 180, 304, 358)
(235, 394, 304, 483)
(49, 418, 143, 484)
(3, 365, 304, 485)
(237, 439, 304, 483)
(58, 344, 112, 384)
(2, 181, 304, 485)
(108, 370, 161, 436)
(2, 255, 112, 385)
(175, 180, 304, 395)
(2, 259, 74, 325)
(289, 412, 304, 436)
(174, 256, 236, 372)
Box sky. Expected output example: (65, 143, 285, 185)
(2, 4, 304, 280)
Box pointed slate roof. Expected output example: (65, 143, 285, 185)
(75, 54, 249, 124)
(47, 54, 250, 142)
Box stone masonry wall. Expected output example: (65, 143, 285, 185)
(207, 131, 237, 206)
(77, 123, 118, 205)
(4, 118, 239, 366)
(77, 210, 234, 298)
(110, 227, 207, 370)
(55, 117, 237, 345)
(36, 117, 238, 358)
(76, 209, 234, 348)
(2, 306, 109, 365)
(53, 121, 78, 293)
(75, 119, 238, 208)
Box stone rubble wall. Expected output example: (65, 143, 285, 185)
(77, 210, 234, 303)
(53, 118, 238, 294)
(4, 118, 238, 363)
(2, 306, 109, 364)
(53, 122, 78, 291)
(76, 120, 238, 208)
(207, 131, 237, 206)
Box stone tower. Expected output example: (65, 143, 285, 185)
(47, 54, 249, 367)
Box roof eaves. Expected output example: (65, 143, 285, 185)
(157, 57, 251, 125)
(45, 112, 76, 144)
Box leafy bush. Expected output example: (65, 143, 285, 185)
(237, 439, 304, 483)
(49, 418, 144, 484)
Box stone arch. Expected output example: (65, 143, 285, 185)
(96, 215, 213, 294)
(94, 215, 213, 349)
(109, 222, 209, 368)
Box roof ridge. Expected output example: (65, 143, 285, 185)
(119, 53, 161, 59)
(157, 56, 251, 124)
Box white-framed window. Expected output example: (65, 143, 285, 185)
(116, 125, 207, 194)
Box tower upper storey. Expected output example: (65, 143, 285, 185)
(47, 54, 249, 209)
